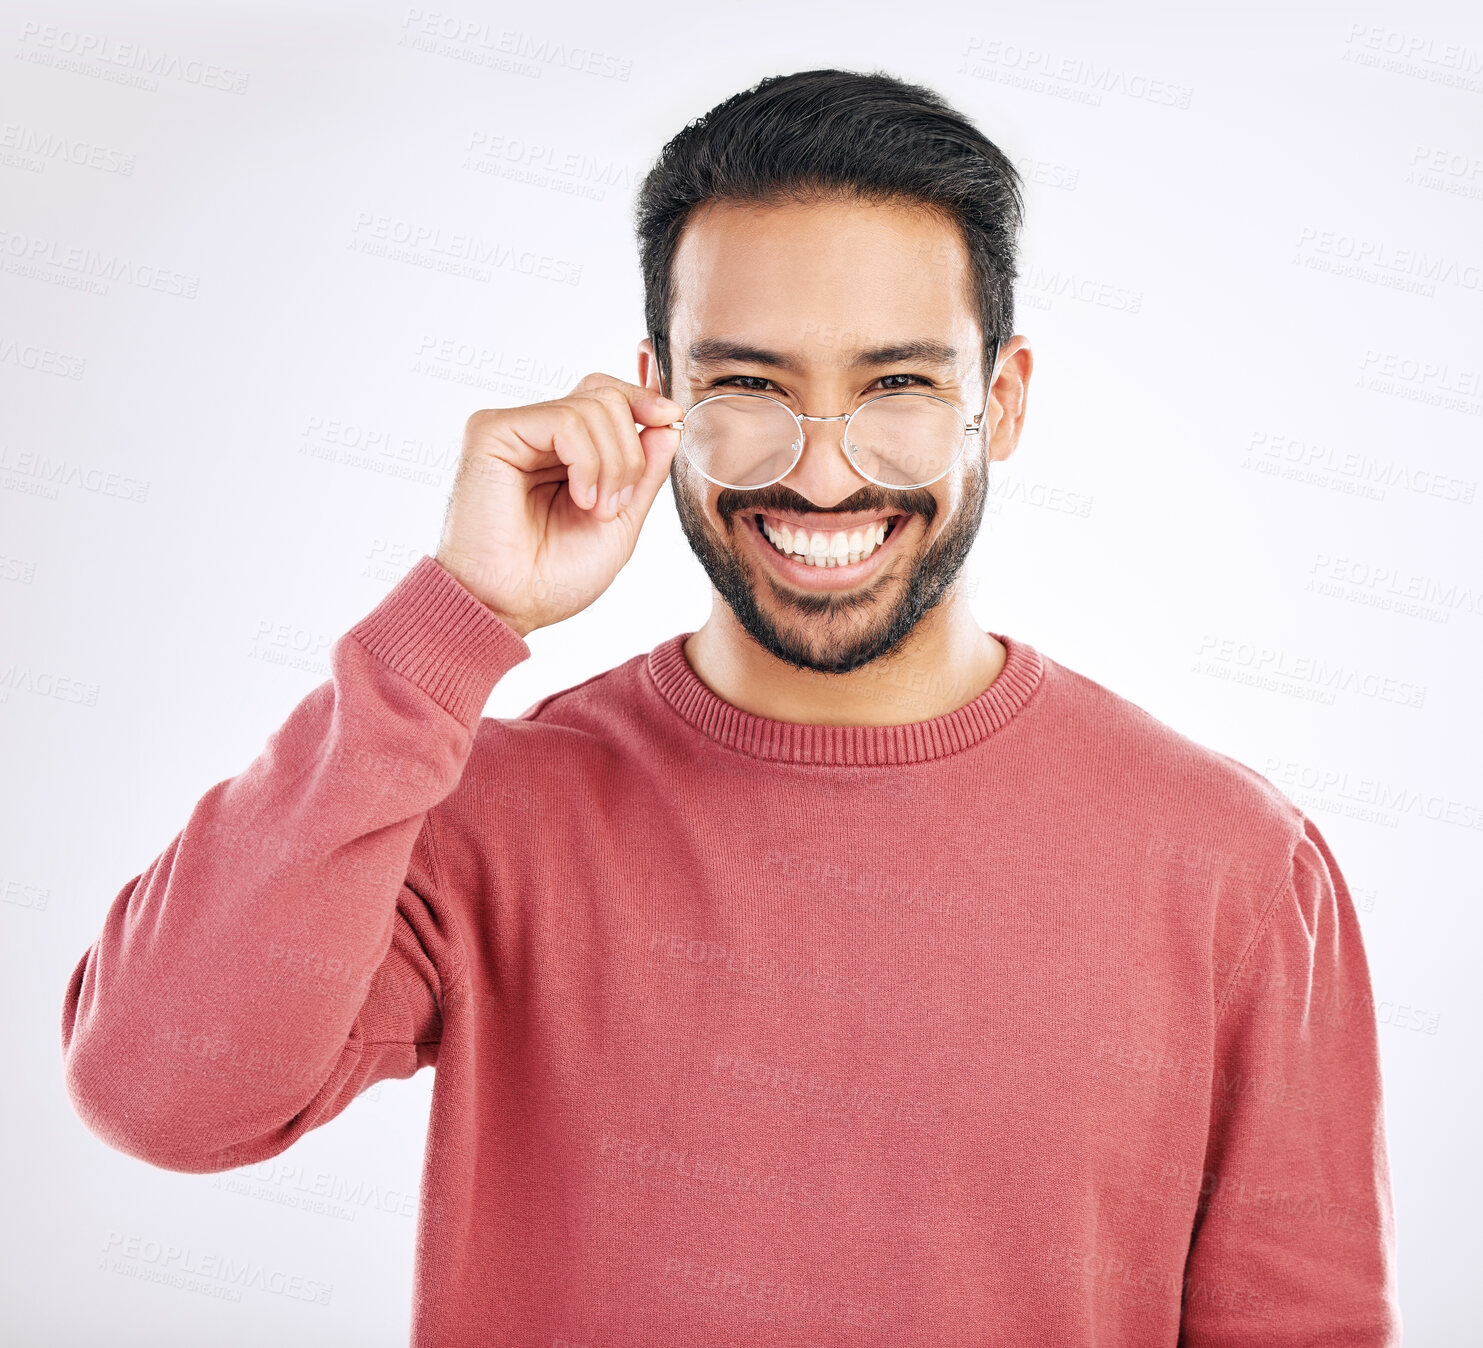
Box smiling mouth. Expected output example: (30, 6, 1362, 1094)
(753, 512, 905, 568)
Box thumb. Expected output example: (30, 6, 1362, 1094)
(632, 384, 686, 427)
(622, 423, 682, 519)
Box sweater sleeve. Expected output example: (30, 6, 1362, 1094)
(1178, 813, 1402, 1345)
(59, 555, 530, 1174)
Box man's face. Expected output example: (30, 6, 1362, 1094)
(651, 196, 997, 675)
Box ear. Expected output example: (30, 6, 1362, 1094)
(637, 337, 665, 398)
(985, 335, 1033, 466)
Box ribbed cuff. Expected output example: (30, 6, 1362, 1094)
(346, 555, 532, 727)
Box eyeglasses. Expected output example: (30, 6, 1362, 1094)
(660, 341, 1000, 491)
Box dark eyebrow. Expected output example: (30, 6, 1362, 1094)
(687, 337, 959, 370)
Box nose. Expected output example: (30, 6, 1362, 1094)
(779, 413, 868, 507)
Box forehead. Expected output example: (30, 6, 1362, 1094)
(668, 196, 979, 366)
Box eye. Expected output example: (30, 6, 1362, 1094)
(712, 375, 777, 393)
(710, 372, 938, 396)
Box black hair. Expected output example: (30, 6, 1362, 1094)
(634, 68, 1024, 396)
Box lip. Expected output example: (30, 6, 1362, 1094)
(743, 511, 910, 590)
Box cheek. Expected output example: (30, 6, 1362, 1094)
(946, 449, 989, 508)
(670, 455, 710, 507)
(668, 460, 705, 528)
(917, 462, 978, 537)
(930, 478, 961, 519)
(675, 467, 730, 535)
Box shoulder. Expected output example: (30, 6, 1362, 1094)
(1030, 646, 1306, 867)
(1030, 646, 1330, 996)
(425, 644, 657, 859)
(466, 643, 655, 763)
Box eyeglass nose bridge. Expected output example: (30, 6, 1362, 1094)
(792, 409, 850, 455)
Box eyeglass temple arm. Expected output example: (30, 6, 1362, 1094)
(652, 346, 686, 429)
(970, 339, 1002, 431)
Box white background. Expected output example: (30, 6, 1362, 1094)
(2, 1, 1479, 1342)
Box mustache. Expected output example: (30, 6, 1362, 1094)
(715, 484, 939, 526)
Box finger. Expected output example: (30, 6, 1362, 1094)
(587, 386, 650, 511)
(624, 423, 681, 518)
(464, 403, 579, 481)
(537, 402, 603, 510)
(571, 372, 683, 428)
(569, 393, 637, 519)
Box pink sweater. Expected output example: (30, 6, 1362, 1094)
(61, 555, 1401, 1346)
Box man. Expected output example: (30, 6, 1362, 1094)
(62, 68, 1400, 1345)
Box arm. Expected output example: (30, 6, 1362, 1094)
(1178, 813, 1402, 1345)
(59, 556, 529, 1173)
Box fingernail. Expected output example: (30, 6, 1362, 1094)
(579, 481, 597, 507)
(605, 492, 620, 514)
(618, 484, 635, 507)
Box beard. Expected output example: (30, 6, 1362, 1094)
(669, 450, 989, 676)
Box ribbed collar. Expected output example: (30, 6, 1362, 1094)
(645, 630, 1044, 766)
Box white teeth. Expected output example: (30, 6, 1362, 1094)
(759, 516, 894, 568)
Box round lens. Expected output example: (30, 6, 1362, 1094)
(680, 394, 802, 489)
(844, 394, 966, 487)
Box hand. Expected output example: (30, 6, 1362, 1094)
(434, 373, 683, 636)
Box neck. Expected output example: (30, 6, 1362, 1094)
(682, 590, 1006, 727)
